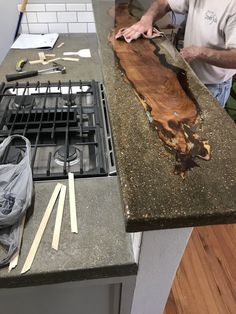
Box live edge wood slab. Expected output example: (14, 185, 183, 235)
(110, 4, 210, 177)
(93, 1, 236, 232)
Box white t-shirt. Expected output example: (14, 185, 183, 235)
(168, 0, 236, 84)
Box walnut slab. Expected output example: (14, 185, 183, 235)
(110, 4, 210, 176)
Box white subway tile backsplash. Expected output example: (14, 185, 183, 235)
(28, 23, 49, 34)
(77, 12, 94, 22)
(48, 23, 68, 33)
(57, 12, 77, 23)
(22, 14, 28, 24)
(37, 12, 57, 23)
(21, 24, 29, 34)
(26, 12, 38, 23)
(69, 23, 87, 33)
(86, 4, 93, 11)
(46, 4, 66, 12)
(19, 3, 97, 34)
(66, 4, 86, 11)
(25, 4, 46, 12)
(87, 22, 96, 33)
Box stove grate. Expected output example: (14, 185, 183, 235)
(0, 80, 113, 180)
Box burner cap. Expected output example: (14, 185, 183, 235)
(14, 95, 33, 108)
(63, 95, 77, 107)
(57, 146, 76, 162)
(54, 146, 80, 166)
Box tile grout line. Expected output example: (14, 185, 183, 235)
(21, 3, 96, 34)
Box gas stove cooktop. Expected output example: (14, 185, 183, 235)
(0, 80, 116, 180)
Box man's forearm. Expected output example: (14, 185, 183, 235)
(142, 0, 171, 23)
(199, 47, 236, 69)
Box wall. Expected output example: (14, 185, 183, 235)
(20, 2, 96, 34)
(0, 0, 19, 64)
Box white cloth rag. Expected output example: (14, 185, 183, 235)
(115, 27, 163, 43)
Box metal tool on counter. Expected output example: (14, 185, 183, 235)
(16, 58, 28, 72)
(5, 62, 66, 82)
(63, 49, 91, 58)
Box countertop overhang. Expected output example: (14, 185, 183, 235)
(93, 1, 236, 232)
(0, 177, 137, 289)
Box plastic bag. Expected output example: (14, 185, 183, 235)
(0, 135, 33, 267)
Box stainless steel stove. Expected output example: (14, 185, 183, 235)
(0, 80, 116, 180)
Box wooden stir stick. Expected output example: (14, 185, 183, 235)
(52, 184, 67, 251)
(21, 183, 62, 274)
(68, 173, 78, 233)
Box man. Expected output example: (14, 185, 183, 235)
(122, 0, 236, 107)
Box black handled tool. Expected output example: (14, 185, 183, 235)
(6, 62, 66, 82)
(6, 70, 40, 82)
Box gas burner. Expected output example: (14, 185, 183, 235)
(54, 145, 80, 166)
(62, 94, 77, 107)
(0, 81, 116, 180)
(13, 95, 34, 109)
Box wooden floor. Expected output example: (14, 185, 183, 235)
(164, 224, 236, 314)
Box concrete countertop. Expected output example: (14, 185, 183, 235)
(0, 34, 137, 288)
(0, 34, 103, 83)
(93, 1, 236, 232)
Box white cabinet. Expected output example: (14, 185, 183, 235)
(0, 281, 120, 314)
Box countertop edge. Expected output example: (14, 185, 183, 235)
(0, 263, 138, 289)
(126, 211, 236, 232)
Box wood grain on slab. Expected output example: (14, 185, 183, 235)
(110, 4, 210, 176)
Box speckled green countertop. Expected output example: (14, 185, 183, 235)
(0, 35, 137, 288)
(93, 1, 236, 232)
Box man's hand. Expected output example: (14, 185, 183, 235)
(180, 46, 203, 63)
(122, 15, 153, 42)
(121, 0, 170, 42)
